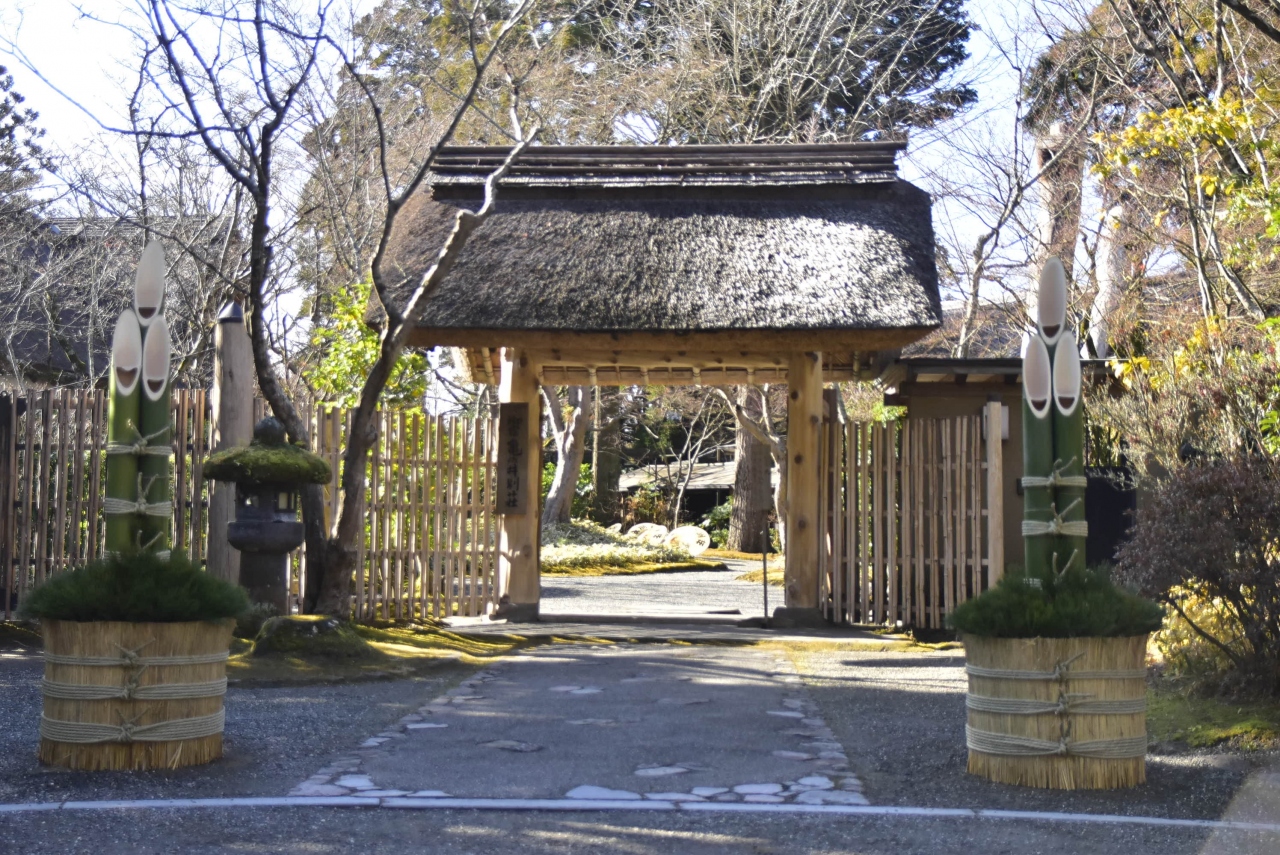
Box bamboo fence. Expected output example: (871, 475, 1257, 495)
(0, 391, 498, 622)
(818, 407, 1003, 629)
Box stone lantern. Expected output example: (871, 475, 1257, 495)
(202, 417, 331, 613)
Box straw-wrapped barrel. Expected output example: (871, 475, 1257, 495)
(964, 635, 1148, 789)
(38, 619, 233, 770)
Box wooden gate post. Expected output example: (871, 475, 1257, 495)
(207, 302, 253, 584)
(778, 351, 825, 627)
(495, 347, 541, 621)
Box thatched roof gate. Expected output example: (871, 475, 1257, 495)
(381, 144, 941, 625)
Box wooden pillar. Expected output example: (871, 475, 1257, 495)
(984, 399, 1005, 585)
(779, 350, 825, 626)
(207, 302, 253, 585)
(495, 347, 541, 621)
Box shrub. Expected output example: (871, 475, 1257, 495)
(1115, 459, 1280, 693)
(621, 483, 670, 529)
(947, 564, 1163, 639)
(699, 498, 732, 547)
(20, 551, 249, 623)
(541, 519, 691, 573)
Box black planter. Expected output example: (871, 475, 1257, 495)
(227, 485, 303, 614)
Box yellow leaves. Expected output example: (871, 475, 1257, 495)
(1095, 98, 1255, 195)
(1110, 356, 1148, 390)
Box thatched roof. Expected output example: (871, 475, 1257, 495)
(380, 144, 941, 349)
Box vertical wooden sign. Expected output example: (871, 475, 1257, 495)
(497, 402, 529, 515)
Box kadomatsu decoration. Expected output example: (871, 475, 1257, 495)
(28, 242, 241, 772)
(950, 257, 1159, 791)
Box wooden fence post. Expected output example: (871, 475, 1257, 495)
(985, 399, 1005, 586)
(0, 394, 14, 618)
(207, 302, 254, 584)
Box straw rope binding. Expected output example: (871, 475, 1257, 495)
(40, 677, 227, 701)
(965, 694, 1147, 715)
(965, 725, 1148, 759)
(965, 663, 1146, 681)
(40, 709, 225, 744)
(43, 650, 229, 667)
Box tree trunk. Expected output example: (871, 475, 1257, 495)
(727, 386, 772, 552)
(543, 386, 590, 526)
(589, 391, 623, 523)
(1034, 128, 1084, 267)
(1090, 201, 1128, 359)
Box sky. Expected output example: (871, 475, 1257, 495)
(1, 0, 1054, 313)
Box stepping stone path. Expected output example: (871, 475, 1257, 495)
(289, 645, 868, 806)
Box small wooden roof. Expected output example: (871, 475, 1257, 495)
(377, 143, 942, 385)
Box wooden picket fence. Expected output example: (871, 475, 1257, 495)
(818, 400, 1004, 629)
(0, 391, 498, 622)
(307, 406, 499, 622)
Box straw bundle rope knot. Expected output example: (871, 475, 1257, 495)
(41, 677, 227, 701)
(104, 423, 173, 457)
(965, 725, 1147, 759)
(102, 473, 173, 518)
(1021, 457, 1088, 490)
(965, 694, 1147, 716)
(102, 497, 173, 517)
(40, 709, 225, 744)
(1021, 498, 1088, 538)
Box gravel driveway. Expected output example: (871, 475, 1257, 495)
(541, 560, 769, 619)
(792, 646, 1280, 823)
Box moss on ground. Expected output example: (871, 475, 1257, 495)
(225, 618, 621, 684)
(0, 621, 40, 649)
(704, 549, 784, 564)
(1147, 687, 1280, 749)
(734, 565, 786, 587)
(540, 558, 725, 577)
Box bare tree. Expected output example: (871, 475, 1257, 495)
(76, 0, 545, 613)
(542, 385, 591, 527)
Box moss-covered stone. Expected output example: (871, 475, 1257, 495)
(250, 615, 386, 662)
(203, 442, 331, 487)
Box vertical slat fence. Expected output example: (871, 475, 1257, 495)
(821, 405, 1002, 630)
(0, 392, 498, 622)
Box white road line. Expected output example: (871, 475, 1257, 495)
(2, 796, 1278, 833)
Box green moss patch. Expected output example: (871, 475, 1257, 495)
(250, 616, 384, 661)
(1148, 687, 1280, 749)
(203, 442, 331, 487)
(734, 565, 785, 587)
(20, 551, 249, 623)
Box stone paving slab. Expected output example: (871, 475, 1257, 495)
(290, 643, 867, 806)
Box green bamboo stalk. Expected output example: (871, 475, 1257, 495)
(1052, 336, 1086, 575)
(138, 305, 172, 555)
(1022, 333, 1055, 579)
(105, 311, 142, 555)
